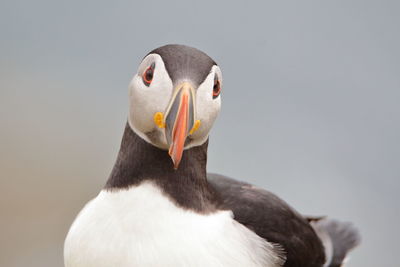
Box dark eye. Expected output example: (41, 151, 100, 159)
(213, 76, 221, 98)
(142, 63, 155, 86)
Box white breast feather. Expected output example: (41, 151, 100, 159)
(64, 182, 285, 267)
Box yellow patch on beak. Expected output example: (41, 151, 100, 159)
(153, 112, 166, 128)
(189, 120, 201, 135)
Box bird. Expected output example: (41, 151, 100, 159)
(64, 44, 360, 267)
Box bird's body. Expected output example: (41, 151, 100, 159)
(64, 44, 360, 267)
(65, 182, 284, 267)
(65, 124, 285, 267)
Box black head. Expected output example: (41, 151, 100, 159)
(149, 44, 217, 87)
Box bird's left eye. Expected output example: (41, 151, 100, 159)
(213, 76, 221, 99)
(142, 63, 155, 86)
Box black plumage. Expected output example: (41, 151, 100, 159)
(105, 123, 218, 213)
(149, 44, 217, 87)
(208, 173, 326, 267)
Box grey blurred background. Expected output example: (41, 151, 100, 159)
(1, 0, 399, 266)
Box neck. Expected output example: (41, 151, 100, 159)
(105, 123, 219, 213)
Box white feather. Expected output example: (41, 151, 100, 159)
(128, 54, 172, 149)
(187, 65, 222, 149)
(64, 182, 285, 267)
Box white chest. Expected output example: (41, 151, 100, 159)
(64, 182, 284, 267)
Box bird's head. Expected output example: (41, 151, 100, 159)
(128, 44, 222, 169)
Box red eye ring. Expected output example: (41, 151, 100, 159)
(142, 63, 155, 86)
(213, 79, 221, 98)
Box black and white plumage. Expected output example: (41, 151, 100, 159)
(64, 44, 360, 267)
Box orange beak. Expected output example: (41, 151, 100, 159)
(165, 82, 195, 169)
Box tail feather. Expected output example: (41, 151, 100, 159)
(309, 217, 361, 267)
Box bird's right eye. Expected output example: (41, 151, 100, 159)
(142, 63, 155, 86)
(213, 76, 221, 99)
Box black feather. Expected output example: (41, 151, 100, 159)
(208, 173, 326, 267)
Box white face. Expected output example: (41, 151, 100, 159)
(128, 53, 222, 151)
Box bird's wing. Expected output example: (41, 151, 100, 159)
(207, 173, 326, 267)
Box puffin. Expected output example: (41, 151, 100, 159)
(64, 44, 360, 267)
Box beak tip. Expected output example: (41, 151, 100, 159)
(169, 146, 181, 170)
(171, 158, 180, 170)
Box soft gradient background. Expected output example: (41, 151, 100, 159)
(1, 1, 399, 266)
